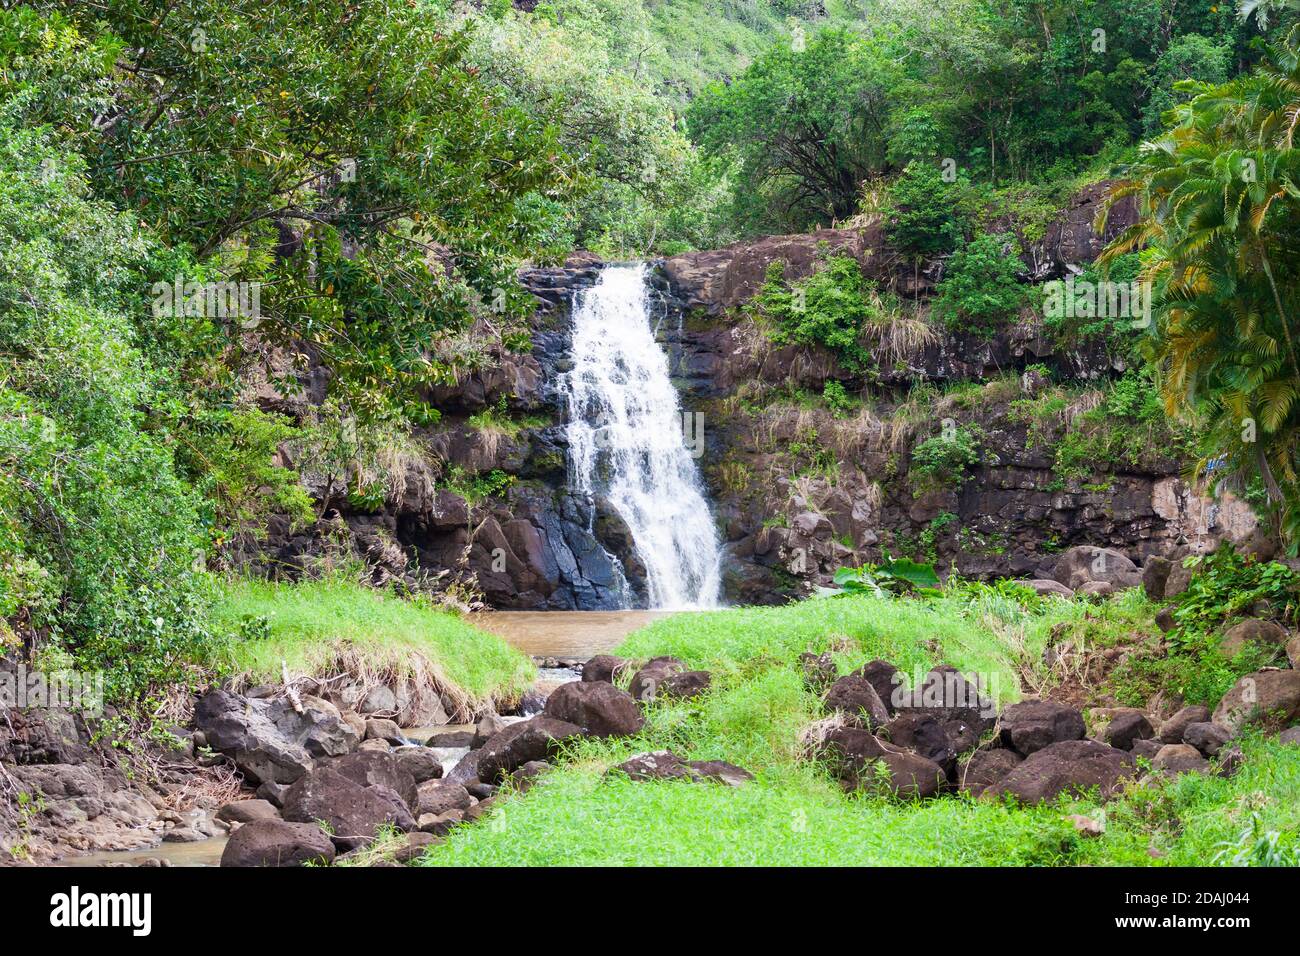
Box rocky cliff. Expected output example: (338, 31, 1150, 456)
(247, 183, 1261, 608)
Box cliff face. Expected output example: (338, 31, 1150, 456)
(248, 183, 1261, 609)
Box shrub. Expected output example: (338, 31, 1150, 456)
(931, 232, 1029, 337)
(909, 425, 983, 489)
(753, 255, 878, 374)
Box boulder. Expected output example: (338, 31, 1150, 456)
(823, 675, 889, 730)
(1142, 556, 1173, 601)
(609, 750, 693, 782)
(851, 659, 902, 714)
(1100, 710, 1153, 751)
(1051, 546, 1140, 590)
(857, 751, 947, 799)
(1213, 670, 1300, 733)
(322, 750, 418, 810)
(416, 779, 474, 816)
(1158, 705, 1211, 744)
(281, 767, 416, 840)
(393, 747, 445, 784)
(445, 749, 481, 787)
(880, 714, 956, 773)
(684, 760, 755, 787)
(1220, 619, 1289, 658)
(215, 799, 280, 826)
(358, 738, 390, 753)
(1015, 579, 1075, 599)
(1278, 726, 1300, 746)
(583, 655, 631, 684)
(985, 740, 1136, 804)
(944, 720, 980, 754)
(472, 713, 509, 748)
(418, 810, 464, 836)
(1288, 634, 1300, 669)
(193, 689, 360, 786)
(1151, 743, 1210, 776)
(998, 701, 1086, 755)
(393, 831, 440, 865)
(957, 749, 1023, 797)
(359, 685, 398, 715)
(1155, 606, 1177, 633)
(628, 657, 685, 701)
(474, 716, 585, 783)
(365, 718, 404, 743)
(508, 760, 551, 793)
(813, 726, 944, 797)
(220, 819, 335, 867)
(1076, 580, 1115, 600)
(542, 681, 645, 737)
(893, 665, 998, 736)
(1131, 738, 1163, 760)
(1181, 722, 1233, 758)
(1163, 561, 1195, 599)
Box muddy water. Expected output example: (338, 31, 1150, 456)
(469, 610, 676, 658)
(58, 836, 229, 868)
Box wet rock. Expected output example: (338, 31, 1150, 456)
(957, 749, 1023, 797)
(1100, 710, 1153, 751)
(1151, 743, 1210, 776)
(985, 740, 1136, 803)
(394, 747, 445, 784)
(193, 689, 359, 786)
(1181, 722, 1233, 758)
(824, 675, 889, 730)
(445, 749, 481, 787)
(1213, 670, 1300, 733)
(998, 701, 1086, 755)
(1220, 619, 1288, 658)
(215, 800, 280, 826)
(416, 779, 473, 816)
(220, 820, 335, 867)
(474, 716, 585, 783)
(1158, 705, 1211, 744)
(542, 681, 645, 737)
(582, 655, 631, 684)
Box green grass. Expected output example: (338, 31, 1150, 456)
(210, 577, 535, 710)
(418, 591, 1300, 866)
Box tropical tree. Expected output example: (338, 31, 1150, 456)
(1100, 21, 1300, 543)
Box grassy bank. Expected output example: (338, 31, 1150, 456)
(419, 591, 1300, 866)
(211, 577, 535, 715)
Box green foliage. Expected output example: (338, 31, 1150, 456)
(821, 380, 856, 417)
(1053, 370, 1192, 480)
(0, 126, 215, 701)
(830, 558, 942, 597)
(909, 425, 983, 489)
(1172, 545, 1300, 634)
(753, 255, 879, 374)
(441, 467, 516, 506)
(884, 162, 972, 258)
(931, 232, 1029, 337)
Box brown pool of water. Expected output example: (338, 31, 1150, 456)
(468, 610, 679, 659)
(57, 835, 228, 868)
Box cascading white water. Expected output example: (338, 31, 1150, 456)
(564, 264, 722, 610)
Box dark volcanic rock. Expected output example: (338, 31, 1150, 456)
(998, 701, 1086, 755)
(824, 675, 890, 730)
(474, 716, 585, 783)
(985, 740, 1136, 804)
(893, 666, 997, 735)
(957, 749, 1023, 797)
(582, 655, 632, 684)
(220, 820, 335, 867)
(880, 713, 957, 773)
(1159, 705, 1211, 744)
(1181, 722, 1233, 758)
(543, 681, 645, 737)
(281, 766, 416, 840)
(1102, 710, 1154, 751)
(850, 659, 901, 714)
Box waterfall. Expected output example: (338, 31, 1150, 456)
(563, 264, 723, 610)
